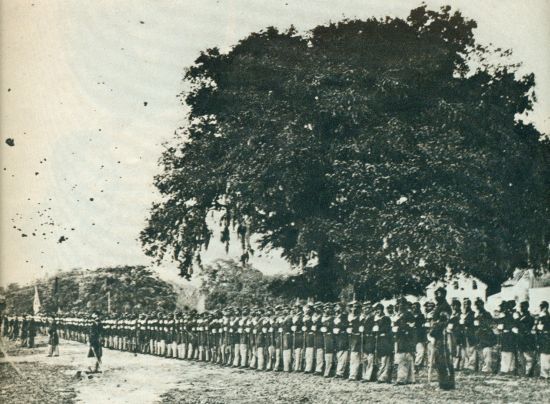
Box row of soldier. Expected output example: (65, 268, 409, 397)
(2, 290, 549, 387)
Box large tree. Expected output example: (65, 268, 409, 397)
(141, 5, 549, 300)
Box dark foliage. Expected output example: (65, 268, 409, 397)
(141, 6, 549, 300)
(199, 259, 285, 309)
(3, 266, 178, 315)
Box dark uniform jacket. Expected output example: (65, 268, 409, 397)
(536, 312, 550, 354)
(496, 312, 517, 352)
(517, 311, 536, 352)
(361, 314, 376, 354)
(373, 314, 393, 356)
(333, 313, 348, 352)
(347, 314, 362, 353)
(291, 314, 304, 348)
(461, 309, 476, 346)
(303, 315, 315, 349)
(394, 311, 415, 353)
(474, 310, 496, 348)
(320, 315, 334, 352)
(48, 323, 59, 346)
(413, 311, 427, 344)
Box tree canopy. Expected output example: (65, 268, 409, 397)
(141, 5, 549, 300)
(199, 259, 284, 310)
(2, 266, 179, 315)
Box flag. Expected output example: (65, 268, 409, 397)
(33, 285, 42, 315)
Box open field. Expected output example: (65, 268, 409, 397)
(1, 336, 549, 403)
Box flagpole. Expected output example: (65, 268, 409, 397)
(107, 291, 111, 314)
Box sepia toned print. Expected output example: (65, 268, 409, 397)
(1, 1, 549, 403)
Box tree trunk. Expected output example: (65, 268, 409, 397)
(314, 245, 341, 301)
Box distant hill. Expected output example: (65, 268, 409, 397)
(1, 266, 200, 315)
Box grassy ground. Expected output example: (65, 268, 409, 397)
(0, 340, 77, 404)
(1, 336, 549, 403)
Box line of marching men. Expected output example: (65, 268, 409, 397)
(3, 293, 550, 384)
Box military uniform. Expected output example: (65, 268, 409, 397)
(517, 302, 536, 376)
(373, 304, 393, 382)
(321, 306, 335, 377)
(393, 301, 415, 384)
(460, 299, 477, 371)
(473, 302, 496, 373)
(496, 301, 518, 374)
(536, 302, 550, 379)
(347, 302, 362, 380)
(360, 304, 376, 381)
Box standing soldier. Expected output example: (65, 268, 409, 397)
(265, 307, 276, 371)
(303, 303, 316, 374)
(517, 301, 536, 376)
(333, 303, 349, 378)
(247, 310, 257, 368)
(347, 301, 362, 380)
(430, 310, 455, 390)
(449, 299, 464, 370)
(220, 308, 230, 365)
(291, 303, 304, 372)
(230, 308, 241, 367)
(88, 313, 103, 373)
(461, 298, 477, 371)
(254, 309, 267, 370)
(360, 302, 376, 381)
(473, 298, 496, 373)
(496, 300, 518, 375)
(166, 313, 175, 358)
(238, 308, 250, 367)
(281, 306, 293, 372)
(1, 314, 8, 337)
(273, 306, 284, 371)
(393, 298, 415, 385)
(20, 314, 29, 347)
(373, 303, 393, 383)
(321, 304, 335, 377)
(28, 315, 36, 348)
(411, 302, 427, 372)
(535, 300, 550, 379)
(312, 302, 324, 375)
(47, 316, 60, 357)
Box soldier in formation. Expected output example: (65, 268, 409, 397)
(2, 297, 550, 384)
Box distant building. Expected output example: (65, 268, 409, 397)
(487, 269, 550, 313)
(426, 273, 487, 303)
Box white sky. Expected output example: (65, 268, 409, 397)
(1, 0, 549, 287)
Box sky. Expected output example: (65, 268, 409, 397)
(1, 0, 549, 287)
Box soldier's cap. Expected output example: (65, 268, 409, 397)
(424, 301, 435, 307)
(508, 300, 516, 309)
(474, 298, 484, 305)
(462, 297, 471, 302)
(520, 301, 529, 308)
(451, 299, 461, 307)
(540, 301, 549, 309)
(374, 303, 384, 311)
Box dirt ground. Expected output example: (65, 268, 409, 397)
(1, 336, 549, 404)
